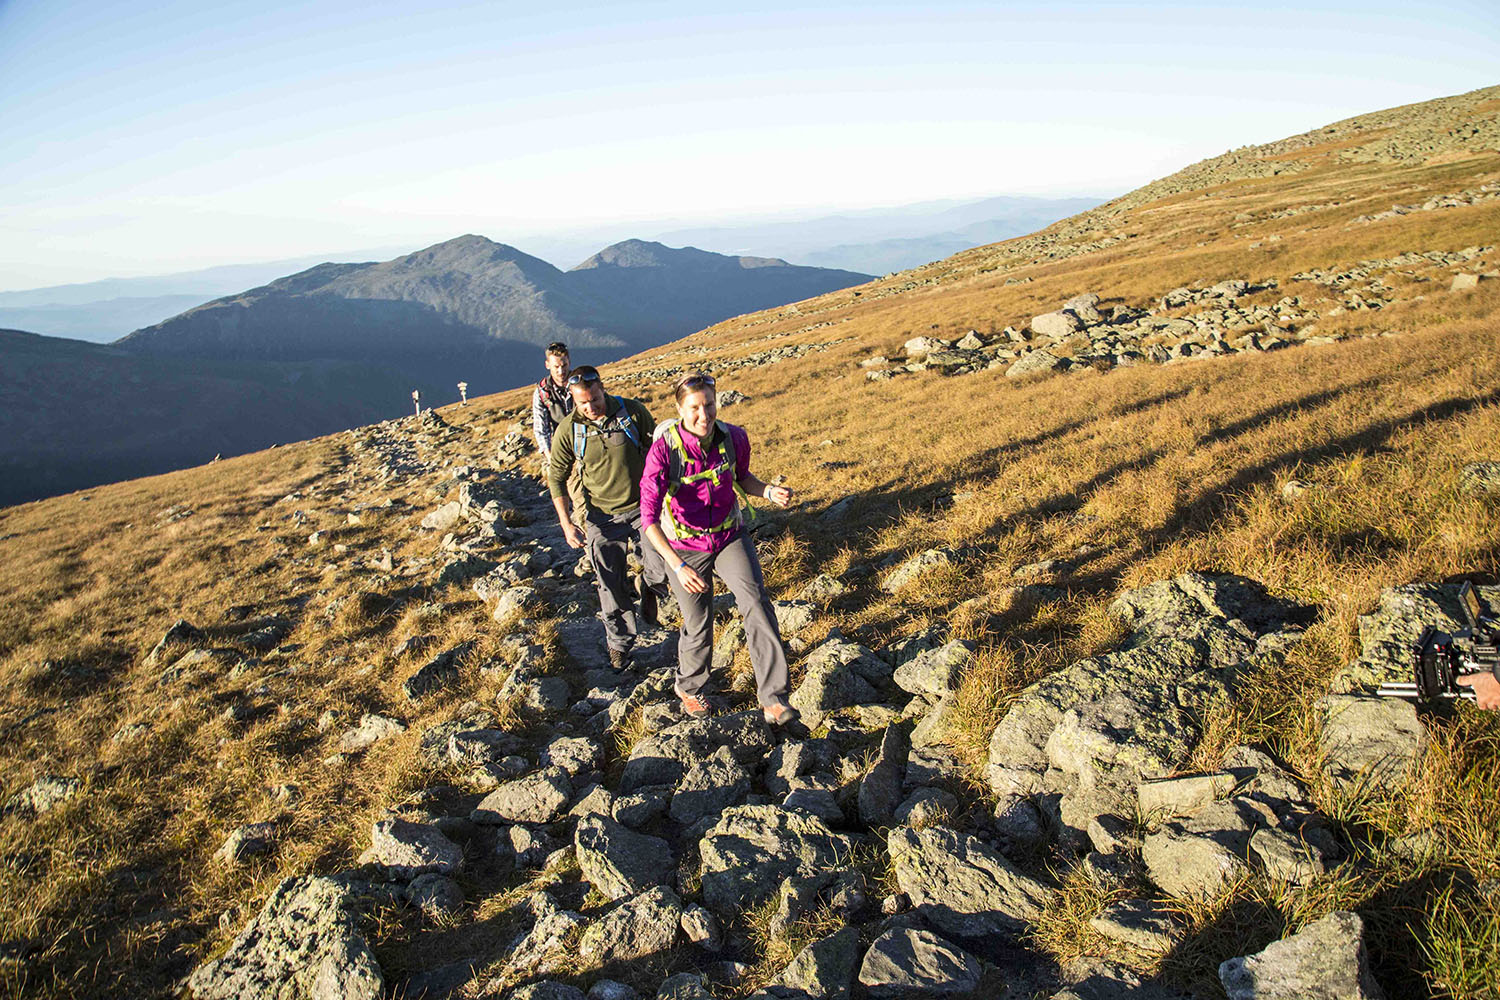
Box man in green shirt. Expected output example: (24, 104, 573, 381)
(548, 366, 670, 668)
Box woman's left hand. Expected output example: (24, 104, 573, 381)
(765, 484, 793, 508)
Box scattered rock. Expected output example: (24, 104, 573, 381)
(187, 876, 383, 1000)
(858, 725, 907, 827)
(698, 805, 854, 915)
(1219, 911, 1384, 999)
(575, 813, 673, 901)
(893, 640, 973, 699)
(338, 713, 407, 753)
(403, 873, 464, 917)
(886, 825, 1053, 941)
(214, 822, 278, 865)
(1320, 695, 1425, 794)
(403, 642, 474, 701)
(1089, 899, 1184, 954)
(1460, 462, 1500, 494)
(857, 927, 983, 998)
(3, 775, 80, 817)
(1006, 349, 1067, 378)
(880, 549, 956, 593)
(359, 817, 464, 878)
(579, 885, 683, 967)
(671, 745, 752, 826)
(777, 925, 861, 999)
(472, 767, 572, 825)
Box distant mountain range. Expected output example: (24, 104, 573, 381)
(0, 195, 1100, 342)
(0, 236, 869, 505)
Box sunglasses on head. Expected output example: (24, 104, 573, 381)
(566, 372, 602, 387)
(677, 374, 716, 390)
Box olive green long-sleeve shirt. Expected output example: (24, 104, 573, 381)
(547, 396, 656, 515)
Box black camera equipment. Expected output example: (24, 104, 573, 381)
(1378, 581, 1500, 702)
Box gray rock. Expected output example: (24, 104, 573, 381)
(777, 925, 861, 999)
(880, 548, 956, 593)
(1031, 310, 1083, 339)
(1219, 910, 1384, 999)
(509, 984, 586, 1000)
(587, 982, 637, 1000)
(671, 745, 752, 825)
(887, 825, 1053, 940)
(986, 573, 1311, 846)
(494, 585, 540, 621)
(894, 787, 958, 827)
(1006, 349, 1068, 378)
(698, 805, 854, 915)
(420, 502, 463, 531)
(3, 775, 81, 817)
(187, 876, 382, 1000)
(858, 927, 983, 997)
(612, 787, 670, 828)
(338, 713, 406, 753)
(1140, 798, 1255, 900)
(789, 638, 891, 727)
(359, 818, 463, 877)
(542, 735, 603, 776)
(620, 711, 771, 793)
(799, 574, 849, 603)
(500, 891, 587, 980)
(1461, 462, 1500, 494)
(436, 553, 498, 588)
(1320, 695, 1426, 794)
(784, 788, 846, 825)
(713, 619, 747, 671)
(575, 813, 672, 901)
(403, 642, 474, 701)
(1341, 581, 1500, 690)
(1248, 826, 1331, 885)
(1137, 772, 1237, 822)
(1088, 898, 1183, 954)
(772, 599, 818, 636)
(144, 618, 205, 666)
(214, 821, 278, 865)
(578, 885, 683, 967)
(680, 902, 722, 950)
(893, 640, 973, 698)
(656, 973, 713, 1000)
(472, 767, 571, 825)
(858, 725, 907, 827)
(403, 873, 465, 917)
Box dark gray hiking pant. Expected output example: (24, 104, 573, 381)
(666, 532, 791, 708)
(585, 506, 669, 653)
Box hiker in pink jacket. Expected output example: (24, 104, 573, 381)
(640, 372, 799, 725)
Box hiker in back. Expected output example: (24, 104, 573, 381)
(548, 366, 671, 670)
(640, 372, 799, 725)
(531, 342, 574, 459)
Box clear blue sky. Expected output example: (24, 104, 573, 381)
(2, 0, 1496, 287)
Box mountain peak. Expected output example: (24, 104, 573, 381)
(570, 239, 793, 271)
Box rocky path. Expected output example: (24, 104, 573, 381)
(136, 428, 1447, 1000)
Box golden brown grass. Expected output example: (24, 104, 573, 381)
(1, 100, 1498, 998)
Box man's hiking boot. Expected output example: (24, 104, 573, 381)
(608, 647, 632, 671)
(679, 693, 711, 719)
(762, 703, 800, 727)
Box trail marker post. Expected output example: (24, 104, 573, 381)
(457, 381, 469, 405)
(411, 389, 421, 416)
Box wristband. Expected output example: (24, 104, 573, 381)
(676, 560, 688, 571)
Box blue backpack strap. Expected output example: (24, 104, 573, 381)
(573, 417, 587, 462)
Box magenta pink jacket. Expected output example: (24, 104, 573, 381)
(639, 422, 752, 554)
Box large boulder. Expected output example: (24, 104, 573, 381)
(578, 886, 684, 968)
(985, 573, 1312, 846)
(1336, 581, 1500, 691)
(776, 926, 862, 1000)
(893, 640, 973, 699)
(1219, 911, 1384, 999)
(789, 638, 892, 728)
(886, 825, 1053, 941)
(574, 814, 672, 901)
(470, 767, 572, 825)
(358, 818, 463, 878)
(1006, 350, 1067, 378)
(698, 805, 854, 916)
(1319, 695, 1426, 795)
(1140, 798, 1256, 901)
(857, 927, 983, 998)
(670, 745, 752, 825)
(1030, 310, 1083, 339)
(187, 876, 383, 1000)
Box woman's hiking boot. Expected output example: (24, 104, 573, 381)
(762, 702, 800, 727)
(679, 693, 711, 719)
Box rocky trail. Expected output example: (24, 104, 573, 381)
(7, 393, 1470, 1000)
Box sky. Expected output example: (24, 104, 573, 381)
(2, 0, 1497, 289)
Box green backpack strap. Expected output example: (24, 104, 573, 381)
(661, 422, 756, 540)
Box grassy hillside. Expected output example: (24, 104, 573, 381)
(1, 85, 1498, 999)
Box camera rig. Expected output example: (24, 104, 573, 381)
(1378, 581, 1500, 702)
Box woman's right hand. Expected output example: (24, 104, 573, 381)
(676, 563, 708, 594)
